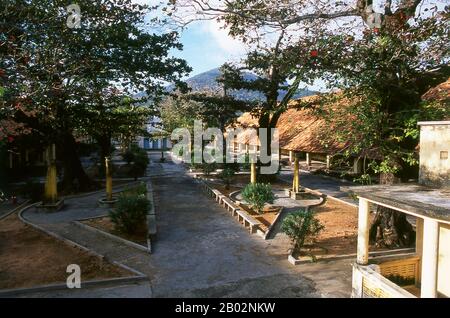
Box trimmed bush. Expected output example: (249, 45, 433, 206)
(109, 193, 149, 234)
(123, 182, 147, 196)
(241, 183, 275, 214)
(281, 210, 324, 255)
(218, 167, 235, 189)
(122, 145, 149, 180)
(201, 162, 217, 175)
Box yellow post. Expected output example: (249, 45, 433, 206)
(44, 145, 57, 203)
(250, 162, 257, 184)
(293, 155, 299, 193)
(105, 157, 113, 201)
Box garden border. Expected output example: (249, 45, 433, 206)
(0, 200, 30, 221)
(72, 220, 150, 254)
(287, 247, 416, 265)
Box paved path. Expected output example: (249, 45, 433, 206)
(16, 152, 352, 298)
(278, 167, 358, 206)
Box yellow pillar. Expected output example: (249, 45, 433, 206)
(356, 198, 370, 265)
(105, 157, 113, 201)
(44, 145, 57, 203)
(306, 152, 311, 166)
(250, 162, 257, 184)
(293, 155, 299, 193)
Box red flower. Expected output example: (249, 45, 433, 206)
(8, 136, 14, 143)
(373, 28, 380, 34)
(310, 50, 319, 58)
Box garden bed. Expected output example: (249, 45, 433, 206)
(288, 199, 392, 262)
(0, 213, 130, 290)
(238, 203, 282, 233)
(81, 216, 147, 247)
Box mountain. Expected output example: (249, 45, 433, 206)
(166, 68, 316, 101)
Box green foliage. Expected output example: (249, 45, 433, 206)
(218, 167, 235, 189)
(109, 193, 149, 235)
(122, 149, 135, 165)
(122, 145, 149, 179)
(241, 183, 274, 214)
(313, 13, 448, 181)
(281, 210, 325, 254)
(201, 162, 217, 176)
(123, 182, 147, 196)
(240, 153, 251, 171)
(1, 0, 190, 190)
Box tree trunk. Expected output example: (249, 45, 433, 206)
(60, 132, 93, 193)
(369, 173, 415, 248)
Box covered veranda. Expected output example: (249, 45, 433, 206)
(350, 184, 450, 298)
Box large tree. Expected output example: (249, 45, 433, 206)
(310, 7, 449, 247)
(170, 0, 449, 247)
(1, 0, 190, 191)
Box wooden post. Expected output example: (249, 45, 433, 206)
(289, 150, 294, 163)
(326, 155, 331, 170)
(415, 218, 424, 283)
(306, 152, 311, 166)
(105, 157, 113, 201)
(357, 198, 370, 265)
(250, 162, 257, 184)
(420, 218, 439, 298)
(293, 155, 299, 193)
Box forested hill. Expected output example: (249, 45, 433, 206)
(165, 68, 316, 101)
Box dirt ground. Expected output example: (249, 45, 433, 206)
(0, 213, 130, 290)
(303, 199, 375, 257)
(82, 217, 147, 246)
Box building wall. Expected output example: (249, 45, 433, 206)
(438, 223, 450, 297)
(419, 123, 450, 187)
(138, 137, 172, 150)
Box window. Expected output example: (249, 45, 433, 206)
(440, 151, 448, 160)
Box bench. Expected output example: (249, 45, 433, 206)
(235, 209, 259, 234)
(221, 197, 239, 214)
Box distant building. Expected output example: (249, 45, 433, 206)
(137, 116, 172, 150)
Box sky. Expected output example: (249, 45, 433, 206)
(170, 20, 247, 78)
(141, 0, 447, 89)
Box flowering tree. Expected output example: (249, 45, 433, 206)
(0, 0, 190, 190)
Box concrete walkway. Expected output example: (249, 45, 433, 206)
(278, 167, 358, 206)
(16, 152, 353, 298)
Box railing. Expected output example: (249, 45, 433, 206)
(352, 260, 418, 298)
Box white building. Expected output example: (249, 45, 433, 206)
(137, 116, 172, 150)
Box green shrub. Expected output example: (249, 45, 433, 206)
(240, 153, 250, 171)
(109, 194, 150, 234)
(241, 183, 275, 214)
(281, 210, 324, 255)
(201, 162, 217, 175)
(122, 150, 135, 165)
(218, 167, 235, 189)
(122, 146, 149, 180)
(123, 182, 147, 196)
